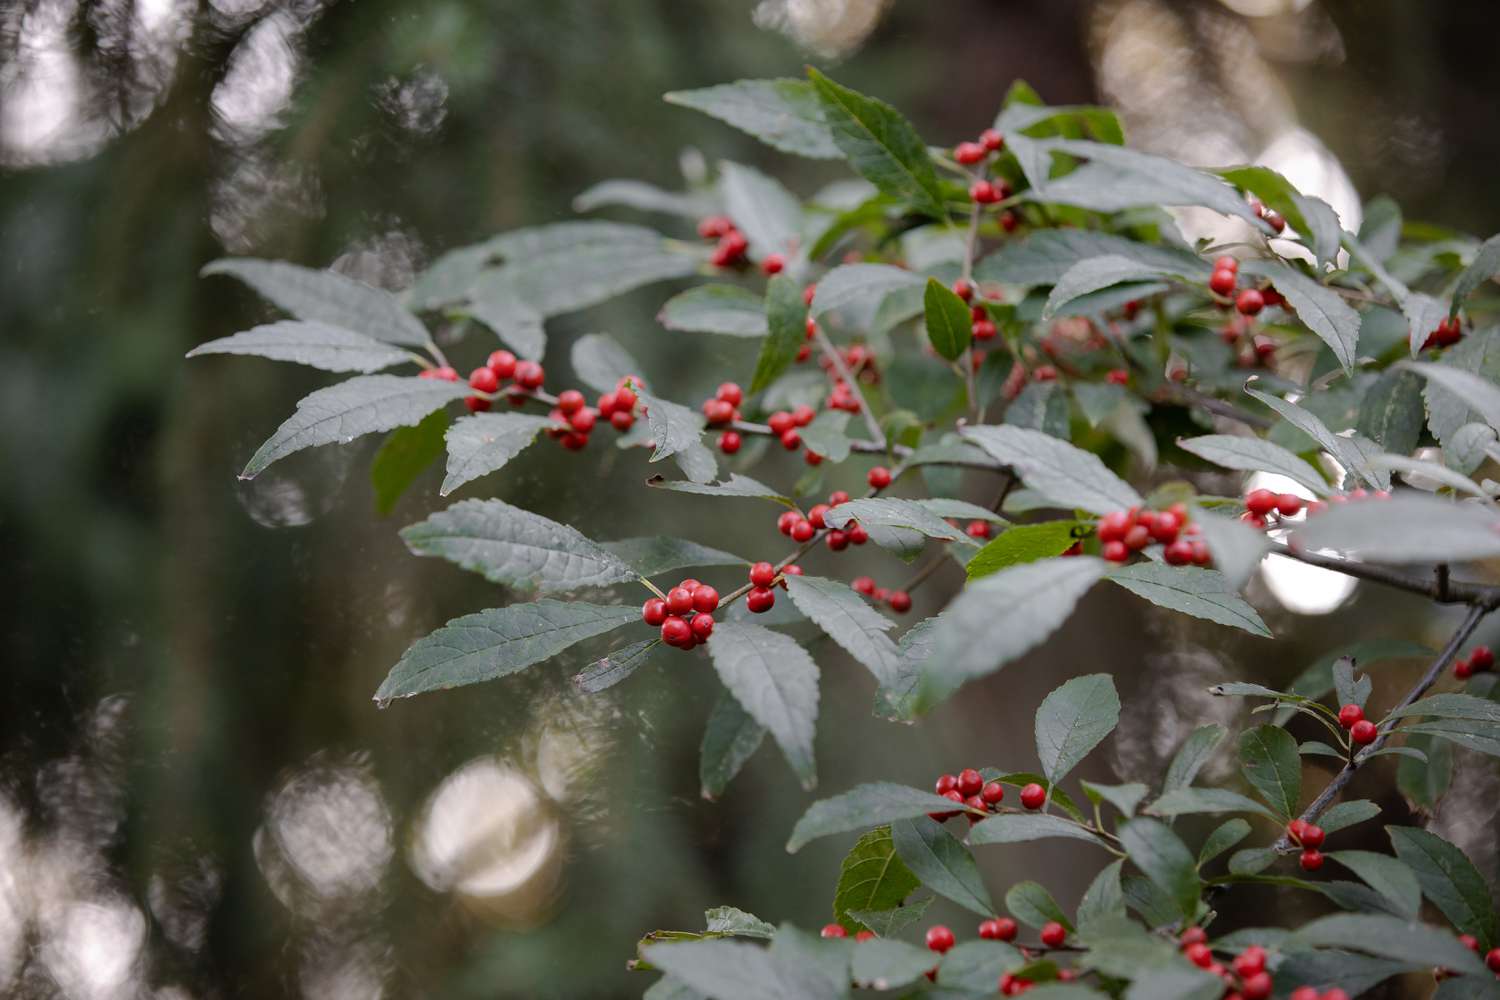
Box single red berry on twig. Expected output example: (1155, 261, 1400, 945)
(980, 781, 1005, 806)
(719, 431, 741, 454)
(1184, 942, 1213, 968)
(820, 923, 846, 939)
(1236, 289, 1265, 317)
(1209, 269, 1237, 296)
(1300, 848, 1324, 872)
(641, 599, 667, 626)
(1350, 719, 1378, 745)
(1298, 824, 1325, 848)
(469, 367, 499, 393)
(749, 562, 776, 588)
(925, 925, 955, 954)
(1338, 704, 1364, 729)
(980, 128, 1004, 152)
(1040, 922, 1067, 949)
(691, 614, 715, 640)
(661, 616, 691, 646)
(487, 350, 517, 378)
(887, 590, 912, 613)
(957, 768, 983, 797)
(761, 254, 785, 275)
(745, 587, 776, 614)
(868, 466, 893, 489)
(954, 141, 986, 165)
(1019, 783, 1045, 810)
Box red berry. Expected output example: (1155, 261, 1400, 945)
(749, 562, 777, 588)
(765, 412, 793, 437)
(887, 591, 912, 613)
(1245, 489, 1278, 516)
(1263, 209, 1286, 234)
(967, 520, 992, 540)
(569, 408, 596, 433)
(714, 382, 743, 406)
(854, 930, 875, 942)
(824, 529, 848, 550)
(642, 598, 667, 626)
(867, 466, 893, 489)
(1213, 255, 1238, 273)
(820, 923, 847, 939)
(1241, 971, 1272, 1000)
(957, 768, 983, 797)
(804, 316, 818, 341)
(980, 781, 1005, 805)
(1209, 269, 1238, 296)
(1151, 511, 1182, 543)
(979, 916, 1017, 941)
(703, 398, 735, 424)
(665, 587, 694, 616)
(559, 431, 588, 450)
(761, 253, 785, 275)
(1098, 510, 1131, 543)
(1276, 493, 1303, 516)
(828, 490, 850, 507)
(1350, 719, 1378, 745)
(969, 180, 1000, 204)
(999, 209, 1019, 233)
(791, 519, 816, 542)
(469, 367, 500, 393)
(1040, 922, 1067, 948)
(697, 215, 732, 238)
(554, 388, 583, 414)
(1185, 942, 1214, 968)
(1300, 849, 1324, 872)
(1123, 524, 1151, 551)
(925, 925, 955, 954)
(1338, 704, 1364, 729)
(1232, 946, 1267, 977)
(464, 395, 491, 413)
(1106, 368, 1129, 385)
(1019, 783, 1046, 810)
(1471, 645, 1494, 670)
(954, 141, 986, 165)
(1180, 927, 1207, 947)
(1299, 824, 1325, 848)
(745, 586, 776, 614)
(514, 360, 544, 389)
(1459, 934, 1481, 953)
(953, 279, 975, 302)
(1102, 540, 1129, 563)
(1456, 659, 1476, 680)
(691, 613, 715, 640)
(487, 350, 517, 378)
(1487, 947, 1500, 972)
(973, 318, 997, 340)
(597, 392, 618, 416)
(852, 576, 877, 596)
(719, 431, 741, 454)
(779, 429, 801, 451)
(1236, 289, 1265, 316)
(680, 579, 701, 592)
(808, 503, 831, 530)
(847, 522, 869, 545)
(661, 616, 691, 646)
(692, 586, 720, 613)
(609, 407, 634, 429)
(980, 128, 1004, 152)
(791, 404, 816, 427)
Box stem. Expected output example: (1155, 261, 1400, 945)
(812, 325, 887, 450)
(1270, 541, 1500, 605)
(1273, 603, 1491, 851)
(728, 418, 908, 458)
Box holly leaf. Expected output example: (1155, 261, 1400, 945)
(1290, 914, 1486, 975)
(187, 320, 418, 373)
(700, 690, 767, 801)
(639, 390, 718, 484)
(1188, 507, 1270, 590)
(832, 827, 921, 931)
(1327, 850, 1422, 918)
(1178, 434, 1329, 495)
(1035, 673, 1120, 786)
(890, 817, 996, 917)
(439, 412, 554, 495)
(976, 229, 1206, 287)
(846, 898, 932, 939)
(1005, 881, 1072, 931)
(750, 274, 809, 393)
(966, 813, 1111, 850)
(1119, 818, 1201, 920)
(664, 78, 840, 160)
(600, 537, 747, 577)
(923, 277, 972, 360)
(1043, 255, 1183, 319)
(371, 409, 449, 515)
(1106, 563, 1271, 637)
(1162, 724, 1227, 794)
(1146, 788, 1279, 823)
(966, 521, 1082, 580)
(659, 284, 769, 337)
(375, 601, 640, 703)
(807, 68, 944, 219)
(787, 782, 980, 853)
(646, 473, 796, 507)
(203, 258, 431, 346)
(574, 638, 662, 694)
(1239, 259, 1359, 373)
(720, 160, 803, 261)
(1452, 232, 1500, 311)
(785, 575, 903, 688)
(809, 262, 924, 320)
(1387, 826, 1498, 949)
(1404, 360, 1500, 436)
(1238, 725, 1302, 818)
(708, 622, 820, 791)
(962, 425, 1144, 515)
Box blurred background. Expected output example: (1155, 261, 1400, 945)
(4, 1, 1500, 996)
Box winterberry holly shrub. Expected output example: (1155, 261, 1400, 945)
(189, 67, 1500, 999)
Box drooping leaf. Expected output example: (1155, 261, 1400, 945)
(370, 409, 449, 515)
(785, 575, 903, 688)
(809, 263, 925, 319)
(1405, 359, 1500, 436)
(639, 390, 718, 484)
(1075, 860, 1127, 930)
(1177, 434, 1329, 495)
(1238, 725, 1302, 818)
(962, 425, 1144, 515)
(1290, 913, 1486, 975)
(1327, 850, 1422, 918)
(848, 938, 934, 991)
(1146, 787, 1279, 822)
(1317, 800, 1382, 834)
(641, 930, 850, 1000)
(822, 498, 969, 546)
(700, 690, 767, 801)
(203, 258, 432, 346)
(1452, 233, 1500, 311)
(1035, 673, 1120, 786)
(464, 294, 547, 359)
(1332, 657, 1372, 710)
(1006, 381, 1071, 439)
(600, 537, 747, 577)
(889, 817, 995, 917)
(401, 498, 635, 593)
(976, 229, 1206, 288)
(574, 638, 662, 694)
(807, 68, 945, 218)
(1356, 369, 1425, 454)
(966, 521, 1082, 579)
(798, 411, 853, 463)
(471, 235, 699, 322)
(966, 812, 1111, 850)
(1118, 818, 1201, 920)
(243, 375, 469, 478)
(1274, 949, 1428, 1000)
(1162, 724, 1227, 794)
(1005, 881, 1072, 931)
(1445, 423, 1497, 476)
(1238, 259, 1359, 373)
(787, 782, 979, 853)
(664, 79, 841, 159)
(751, 274, 809, 394)
(1387, 826, 1498, 948)
(1398, 733, 1454, 811)
(1043, 255, 1184, 319)
(1404, 292, 1453, 357)
(437, 411, 552, 495)
(1292, 492, 1500, 563)
(1198, 819, 1252, 866)
(658, 284, 769, 337)
(935, 940, 1028, 993)
(704, 907, 777, 939)
(187, 320, 419, 373)
(645, 473, 796, 507)
(572, 178, 709, 218)
(1106, 563, 1271, 637)
(570, 333, 644, 395)
(375, 601, 640, 703)
(831, 826, 921, 931)
(923, 277, 972, 360)
(1415, 331, 1500, 443)
(914, 557, 1109, 711)
(708, 622, 820, 790)
(720, 160, 803, 261)
(1244, 383, 1382, 489)
(1188, 507, 1270, 590)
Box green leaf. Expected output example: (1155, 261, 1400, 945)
(1006, 382, 1071, 439)
(658, 285, 768, 337)
(375, 601, 640, 703)
(1369, 453, 1487, 497)
(187, 320, 418, 373)
(831, 827, 921, 931)
(1035, 674, 1120, 786)
(1238, 726, 1302, 818)
(1416, 331, 1500, 443)
(203, 258, 431, 347)
(573, 638, 662, 694)
(639, 390, 717, 484)
(1405, 359, 1500, 436)
(783, 780, 965, 850)
(1237, 259, 1359, 373)
(785, 575, 903, 688)
(915, 557, 1109, 711)
(720, 160, 803, 261)
(600, 537, 746, 578)
(1404, 292, 1453, 357)
(572, 178, 707, 218)
(1177, 434, 1329, 495)
(809, 262, 925, 319)
(1217, 166, 1341, 266)
(471, 235, 698, 322)
(846, 898, 932, 938)
(976, 230, 1206, 288)
(1317, 800, 1382, 834)
(1187, 507, 1270, 590)
(966, 521, 1081, 580)
(1244, 382, 1382, 490)
(570, 333, 643, 395)
(1043, 255, 1182, 319)
(1005, 881, 1072, 931)
(1076, 860, 1127, 929)
(966, 812, 1110, 850)
(923, 278, 972, 360)
(807, 68, 944, 219)
(848, 937, 934, 991)
(1147, 788, 1279, 822)
(707, 622, 820, 791)
(1198, 819, 1252, 866)
(401, 499, 635, 593)
(1274, 950, 1426, 1000)
(890, 817, 995, 917)
(1228, 848, 1278, 876)
(1081, 781, 1149, 817)
(962, 425, 1144, 515)
(641, 930, 850, 1000)
(1106, 563, 1271, 637)
(1398, 734, 1454, 811)
(700, 691, 767, 801)
(1290, 913, 1486, 974)
(1332, 657, 1372, 710)
(664, 79, 840, 160)
(750, 274, 809, 394)
(1119, 818, 1201, 920)
(1328, 850, 1422, 918)
(370, 409, 448, 515)
(704, 907, 777, 938)
(1162, 725, 1227, 794)
(935, 940, 1028, 992)
(1357, 369, 1425, 454)
(439, 412, 553, 495)
(821, 498, 969, 550)
(1387, 826, 1498, 949)
(645, 473, 796, 507)
(1293, 492, 1500, 564)
(1445, 423, 1497, 476)
(798, 411, 853, 463)
(243, 375, 469, 478)
(465, 294, 546, 360)
(1452, 232, 1500, 311)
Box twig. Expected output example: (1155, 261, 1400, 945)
(812, 326, 887, 450)
(728, 418, 908, 457)
(1270, 541, 1500, 606)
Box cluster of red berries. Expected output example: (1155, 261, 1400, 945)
(1424, 315, 1464, 349)
(928, 920, 1074, 994)
(763, 405, 821, 463)
(1451, 935, 1500, 978)
(951, 279, 1001, 341)
(851, 576, 912, 614)
(953, 129, 1020, 230)
(1241, 488, 1302, 528)
(1098, 504, 1209, 566)
(697, 216, 750, 268)
(1206, 256, 1284, 318)
(1455, 644, 1494, 680)
(546, 374, 642, 451)
(1336, 702, 1379, 746)
(742, 561, 802, 614)
(1286, 819, 1327, 871)
(928, 768, 1006, 820)
(699, 381, 746, 454)
(641, 578, 718, 649)
(775, 489, 868, 548)
(423, 350, 547, 413)
(1179, 931, 1274, 1000)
